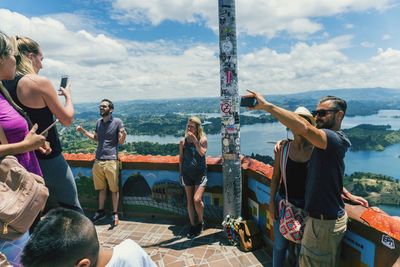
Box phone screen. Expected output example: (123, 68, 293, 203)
(240, 97, 258, 107)
(60, 76, 69, 88)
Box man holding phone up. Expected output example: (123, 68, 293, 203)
(244, 90, 368, 267)
(76, 99, 126, 227)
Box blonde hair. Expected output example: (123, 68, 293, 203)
(13, 36, 40, 75)
(0, 31, 12, 59)
(185, 116, 206, 140)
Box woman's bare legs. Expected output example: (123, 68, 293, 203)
(194, 185, 206, 225)
(184, 186, 196, 226)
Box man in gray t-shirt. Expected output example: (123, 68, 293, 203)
(77, 99, 126, 227)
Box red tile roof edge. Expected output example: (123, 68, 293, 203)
(63, 153, 273, 178)
(360, 207, 400, 241)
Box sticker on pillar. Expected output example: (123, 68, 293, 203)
(222, 85, 235, 96)
(226, 117, 236, 134)
(224, 153, 236, 160)
(233, 112, 240, 124)
(223, 138, 230, 147)
(219, 15, 226, 25)
(235, 138, 240, 145)
(223, 146, 230, 153)
(221, 125, 227, 135)
(224, 27, 234, 38)
(228, 116, 235, 125)
(220, 52, 227, 62)
(221, 38, 233, 54)
(226, 70, 233, 85)
(231, 96, 239, 109)
(226, 125, 236, 134)
(221, 117, 230, 126)
(220, 100, 232, 115)
(381, 235, 395, 249)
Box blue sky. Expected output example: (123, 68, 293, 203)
(1, 0, 399, 102)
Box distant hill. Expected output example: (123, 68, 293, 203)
(271, 87, 400, 102)
(343, 124, 400, 151)
(74, 88, 400, 117)
(344, 172, 400, 206)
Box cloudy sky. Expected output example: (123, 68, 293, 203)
(1, 0, 399, 102)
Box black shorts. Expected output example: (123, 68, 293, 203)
(182, 173, 207, 187)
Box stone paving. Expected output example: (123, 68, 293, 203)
(95, 218, 272, 267)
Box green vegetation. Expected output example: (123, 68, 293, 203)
(122, 141, 179, 156)
(344, 172, 400, 206)
(343, 124, 400, 151)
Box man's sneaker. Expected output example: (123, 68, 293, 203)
(91, 210, 106, 222)
(111, 213, 119, 227)
(186, 225, 196, 239)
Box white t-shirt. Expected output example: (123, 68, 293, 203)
(105, 239, 156, 267)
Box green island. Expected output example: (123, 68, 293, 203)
(343, 124, 400, 151)
(344, 172, 400, 206)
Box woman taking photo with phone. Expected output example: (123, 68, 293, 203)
(179, 116, 208, 238)
(0, 30, 47, 267)
(3, 36, 83, 214)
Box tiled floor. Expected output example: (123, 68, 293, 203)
(95, 219, 272, 267)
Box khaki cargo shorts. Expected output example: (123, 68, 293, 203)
(92, 159, 119, 192)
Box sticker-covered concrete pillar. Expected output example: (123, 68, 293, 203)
(218, 0, 242, 218)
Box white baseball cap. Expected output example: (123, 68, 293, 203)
(294, 106, 316, 126)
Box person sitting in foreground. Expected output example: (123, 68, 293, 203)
(21, 208, 156, 267)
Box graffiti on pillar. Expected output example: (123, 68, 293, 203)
(218, 0, 242, 217)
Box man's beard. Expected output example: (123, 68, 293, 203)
(100, 110, 110, 117)
(316, 118, 335, 129)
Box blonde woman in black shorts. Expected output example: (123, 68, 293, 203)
(179, 116, 208, 238)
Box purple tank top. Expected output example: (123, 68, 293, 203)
(0, 93, 42, 176)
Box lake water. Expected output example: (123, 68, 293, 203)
(379, 205, 400, 217)
(127, 109, 400, 179)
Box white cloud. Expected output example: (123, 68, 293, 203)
(361, 41, 376, 48)
(0, 9, 128, 66)
(1, 9, 399, 103)
(239, 42, 400, 95)
(111, 0, 393, 38)
(345, 24, 354, 29)
(382, 34, 392, 40)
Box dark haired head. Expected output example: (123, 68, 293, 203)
(21, 208, 99, 267)
(101, 99, 114, 110)
(319, 95, 347, 114)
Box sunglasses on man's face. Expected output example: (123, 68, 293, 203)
(311, 109, 339, 117)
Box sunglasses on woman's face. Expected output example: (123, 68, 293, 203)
(311, 109, 338, 117)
